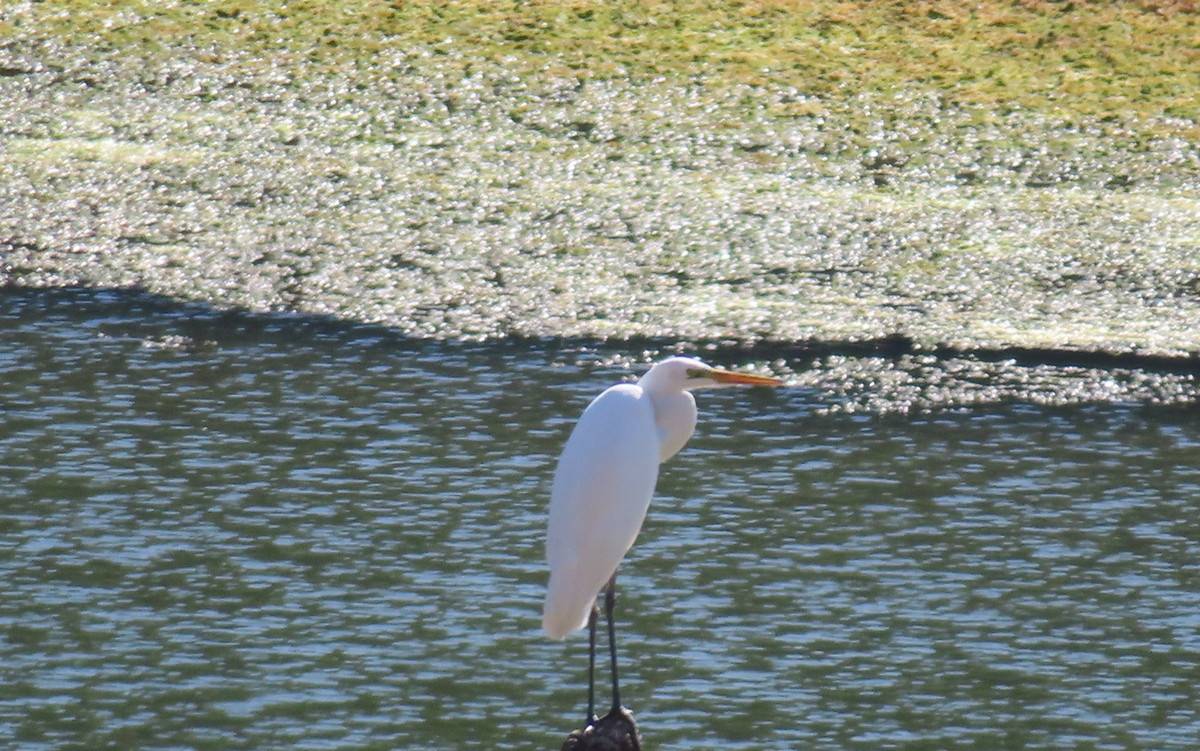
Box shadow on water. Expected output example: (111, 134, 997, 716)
(6, 284, 1200, 376)
(3, 284, 1200, 751)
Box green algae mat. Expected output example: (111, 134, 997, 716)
(2, 1, 1199, 356)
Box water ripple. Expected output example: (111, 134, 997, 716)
(1, 290, 1198, 749)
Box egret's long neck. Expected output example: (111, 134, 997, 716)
(645, 388, 697, 463)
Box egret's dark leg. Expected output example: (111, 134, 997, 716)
(604, 574, 623, 713)
(585, 604, 599, 729)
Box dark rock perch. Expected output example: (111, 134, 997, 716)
(560, 707, 642, 751)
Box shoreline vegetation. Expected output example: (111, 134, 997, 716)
(9, 1, 1200, 123)
(2, 1, 1199, 362)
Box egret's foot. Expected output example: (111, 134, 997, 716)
(560, 706, 641, 751)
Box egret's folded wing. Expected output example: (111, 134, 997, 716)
(543, 384, 659, 638)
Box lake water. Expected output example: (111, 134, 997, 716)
(2, 288, 1198, 750)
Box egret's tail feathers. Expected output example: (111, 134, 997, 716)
(542, 573, 596, 640)
(542, 604, 588, 640)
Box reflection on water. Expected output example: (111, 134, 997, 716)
(2, 288, 1198, 750)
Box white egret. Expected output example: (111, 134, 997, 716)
(543, 356, 782, 728)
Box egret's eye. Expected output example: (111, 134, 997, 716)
(685, 368, 710, 379)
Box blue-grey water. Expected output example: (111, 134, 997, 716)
(2, 288, 1198, 750)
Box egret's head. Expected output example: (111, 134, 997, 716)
(640, 356, 783, 392)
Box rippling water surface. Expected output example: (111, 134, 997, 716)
(3, 289, 1198, 750)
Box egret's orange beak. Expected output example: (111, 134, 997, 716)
(708, 369, 784, 387)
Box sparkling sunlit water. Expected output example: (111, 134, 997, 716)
(2, 288, 1198, 750)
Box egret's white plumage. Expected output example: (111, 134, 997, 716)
(543, 383, 659, 638)
(542, 356, 781, 639)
